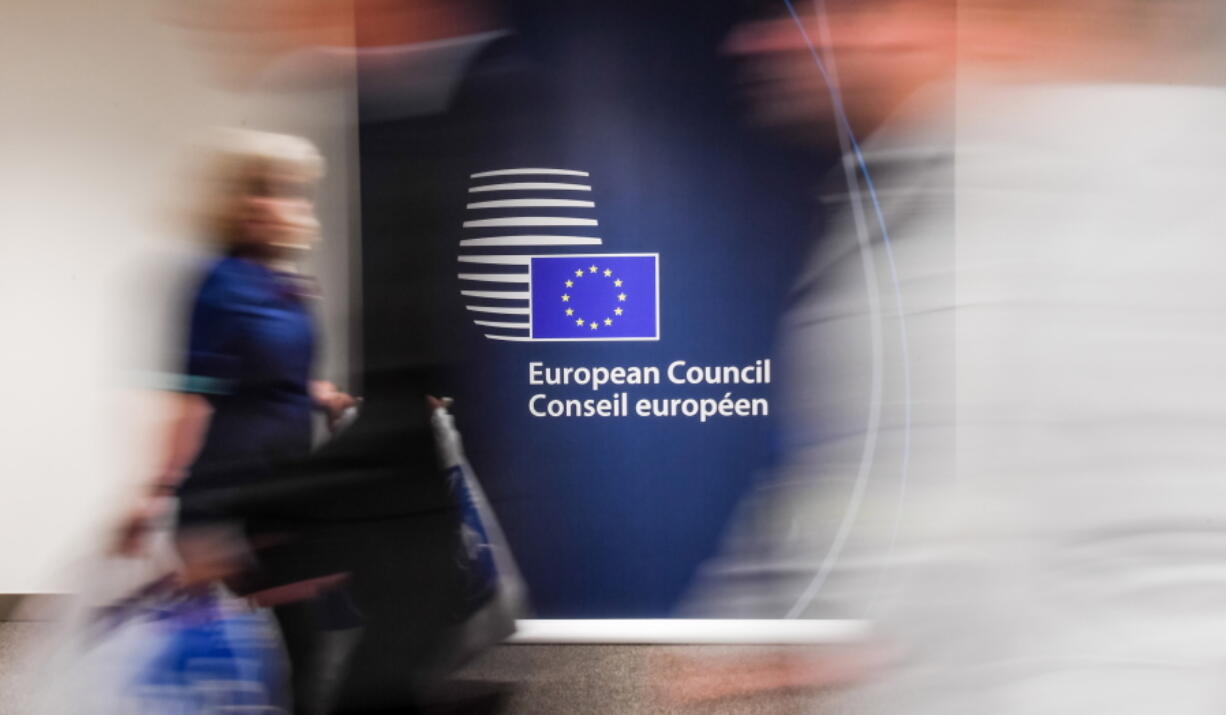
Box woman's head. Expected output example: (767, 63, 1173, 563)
(205, 129, 325, 260)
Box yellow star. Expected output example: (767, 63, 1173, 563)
(576, 318, 585, 326)
(565, 308, 574, 316)
(575, 269, 584, 277)
(590, 322, 598, 330)
(613, 279, 623, 287)
(603, 269, 612, 277)
(617, 293, 627, 302)
(614, 307, 623, 316)
(562, 294, 570, 302)
(589, 264, 598, 273)
(603, 318, 612, 326)
(565, 280, 573, 288)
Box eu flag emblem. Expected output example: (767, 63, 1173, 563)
(530, 254, 659, 340)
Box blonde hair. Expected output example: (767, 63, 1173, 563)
(202, 128, 325, 251)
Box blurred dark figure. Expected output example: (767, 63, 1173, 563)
(331, 1, 542, 705)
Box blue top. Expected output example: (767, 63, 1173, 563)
(179, 255, 317, 494)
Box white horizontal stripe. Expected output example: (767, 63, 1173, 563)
(460, 236, 602, 247)
(473, 320, 530, 329)
(458, 255, 533, 265)
(460, 290, 530, 300)
(466, 305, 530, 315)
(464, 217, 598, 228)
(458, 273, 530, 283)
(507, 619, 871, 645)
(484, 334, 533, 342)
(471, 168, 590, 178)
(467, 199, 595, 209)
(469, 183, 591, 193)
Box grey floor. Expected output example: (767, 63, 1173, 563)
(0, 623, 45, 715)
(0, 621, 852, 714)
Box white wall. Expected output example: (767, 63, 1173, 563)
(0, 0, 357, 592)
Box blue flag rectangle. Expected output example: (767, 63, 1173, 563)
(530, 254, 659, 340)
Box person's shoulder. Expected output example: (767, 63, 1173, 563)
(193, 255, 266, 308)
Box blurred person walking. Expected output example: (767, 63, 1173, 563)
(158, 2, 536, 709)
(683, 1, 1226, 712)
(126, 129, 359, 714)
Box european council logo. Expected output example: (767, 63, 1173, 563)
(458, 168, 660, 342)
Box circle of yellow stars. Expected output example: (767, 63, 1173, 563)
(561, 263, 626, 332)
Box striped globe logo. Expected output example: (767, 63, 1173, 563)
(459, 168, 660, 343)
(460, 167, 598, 342)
